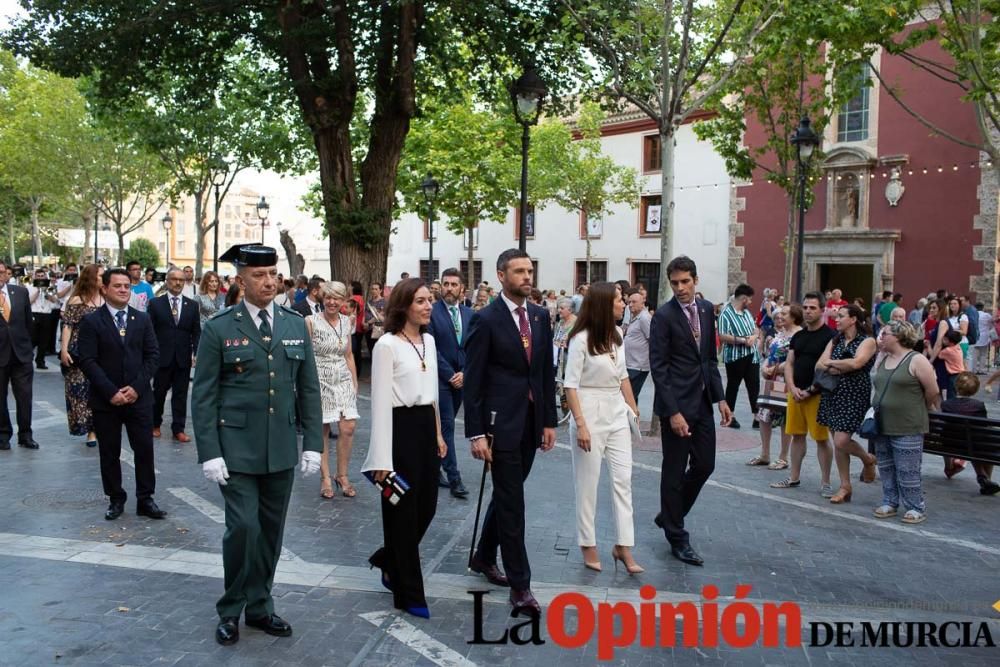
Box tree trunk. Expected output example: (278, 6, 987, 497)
(118, 227, 126, 263)
(80, 216, 91, 265)
(6, 215, 14, 265)
(782, 183, 798, 298)
(466, 225, 475, 289)
(192, 189, 206, 275)
(30, 200, 42, 269)
(657, 126, 677, 306)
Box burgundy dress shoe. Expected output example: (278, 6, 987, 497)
(173, 432, 191, 443)
(509, 589, 541, 618)
(469, 554, 509, 587)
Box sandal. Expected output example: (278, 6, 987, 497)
(335, 475, 357, 498)
(873, 504, 897, 518)
(767, 459, 788, 470)
(320, 476, 335, 499)
(746, 456, 771, 466)
(901, 510, 926, 524)
(770, 478, 800, 489)
(860, 454, 878, 483)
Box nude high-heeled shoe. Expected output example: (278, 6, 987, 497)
(581, 546, 602, 572)
(611, 545, 644, 575)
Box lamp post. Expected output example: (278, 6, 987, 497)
(211, 155, 228, 273)
(790, 115, 819, 302)
(161, 211, 173, 268)
(510, 64, 548, 252)
(256, 196, 269, 245)
(420, 174, 440, 282)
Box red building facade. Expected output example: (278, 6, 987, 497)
(733, 22, 993, 309)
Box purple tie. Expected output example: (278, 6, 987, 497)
(516, 306, 532, 362)
(687, 302, 701, 341)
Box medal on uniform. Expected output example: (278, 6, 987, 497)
(521, 335, 530, 349)
(119, 328, 126, 338)
(242, 337, 249, 346)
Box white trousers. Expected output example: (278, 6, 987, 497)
(971, 345, 991, 374)
(569, 389, 634, 547)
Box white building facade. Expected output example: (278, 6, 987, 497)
(386, 110, 734, 306)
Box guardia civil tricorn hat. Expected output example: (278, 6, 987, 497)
(219, 244, 278, 268)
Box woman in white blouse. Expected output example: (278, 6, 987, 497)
(564, 282, 643, 574)
(361, 279, 447, 619)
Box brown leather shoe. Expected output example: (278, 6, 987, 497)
(173, 432, 191, 443)
(509, 588, 541, 618)
(152, 427, 161, 438)
(469, 554, 509, 587)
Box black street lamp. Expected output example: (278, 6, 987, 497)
(510, 64, 548, 252)
(161, 211, 173, 268)
(421, 174, 440, 282)
(790, 115, 820, 302)
(256, 196, 269, 245)
(211, 155, 228, 273)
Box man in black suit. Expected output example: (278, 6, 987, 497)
(464, 249, 557, 617)
(148, 267, 201, 442)
(77, 268, 166, 521)
(0, 261, 39, 450)
(427, 267, 471, 499)
(649, 255, 731, 566)
(291, 277, 325, 318)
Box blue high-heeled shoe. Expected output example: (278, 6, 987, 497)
(404, 605, 430, 619)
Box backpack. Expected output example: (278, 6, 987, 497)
(965, 309, 979, 344)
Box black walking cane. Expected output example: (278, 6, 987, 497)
(468, 411, 496, 571)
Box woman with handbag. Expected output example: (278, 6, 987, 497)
(867, 321, 939, 523)
(748, 304, 802, 469)
(364, 282, 386, 363)
(563, 282, 642, 574)
(816, 304, 878, 503)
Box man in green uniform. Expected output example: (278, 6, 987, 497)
(192, 244, 323, 646)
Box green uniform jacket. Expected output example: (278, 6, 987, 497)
(192, 302, 323, 473)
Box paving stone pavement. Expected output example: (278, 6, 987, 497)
(0, 360, 997, 666)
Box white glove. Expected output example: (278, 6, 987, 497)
(300, 450, 321, 477)
(203, 457, 230, 486)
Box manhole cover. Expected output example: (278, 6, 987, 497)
(22, 488, 107, 510)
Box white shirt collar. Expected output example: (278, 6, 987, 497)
(243, 300, 275, 325)
(500, 291, 527, 314)
(106, 303, 128, 318)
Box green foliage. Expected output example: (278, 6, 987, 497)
(121, 237, 160, 270)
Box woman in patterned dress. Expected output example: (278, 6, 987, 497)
(59, 264, 104, 446)
(194, 271, 226, 329)
(816, 304, 879, 504)
(749, 304, 801, 469)
(305, 281, 360, 499)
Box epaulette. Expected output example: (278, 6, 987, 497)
(210, 306, 234, 320)
(278, 304, 303, 317)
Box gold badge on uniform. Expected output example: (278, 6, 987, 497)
(242, 337, 250, 346)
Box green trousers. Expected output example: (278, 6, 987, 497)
(217, 469, 294, 619)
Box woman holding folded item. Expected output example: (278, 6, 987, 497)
(361, 278, 447, 619)
(564, 282, 642, 574)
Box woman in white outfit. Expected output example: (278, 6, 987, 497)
(305, 281, 360, 499)
(564, 282, 642, 574)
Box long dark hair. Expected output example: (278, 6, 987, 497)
(836, 303, 872, 339)
(568, 281, 622, 356)
(383, 278, 428, 334)
(70, 264, 102, 303)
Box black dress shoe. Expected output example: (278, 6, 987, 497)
(18, 439, 40, 449)
(136, 499, 167, 519)
(728, 418, 741, 429)
(245, 613, 292, 637)
(216, 616, 240, 645)
(671, 543, 704, 566)
(105, 502, 125, 521)
(751, 419, 760, 429)
(653, 513, 664, 529)
(469, 554, 509, 587)
(36, 363, 48, 370)
(438, 472, 450, 488)
(509, 588, 541, 618)
(0, 441, 10, 451)
(450, 480, 469, 499)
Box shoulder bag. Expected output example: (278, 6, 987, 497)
(859, 352, 914, 439)
(366, 302, 384, 339)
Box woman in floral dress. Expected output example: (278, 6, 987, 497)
(306, 281, 360, 499)
(59, 264, 104, 446)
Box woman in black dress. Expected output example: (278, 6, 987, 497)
(816, 304, 878, 503)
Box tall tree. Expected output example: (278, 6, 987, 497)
(8, 1, 583, 287)
(531, 102, 641, 282)
(560, 0, 780, 303)
(397, 99, 522, 288)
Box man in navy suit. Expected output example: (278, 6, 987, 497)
(649, 256, 731, 566)
(0, 261, 39, 450)
(464, 249, 557, 618)
(77, 268, 166, 521)
(148, 267, 201, 442)
(427, 267, 471, 499)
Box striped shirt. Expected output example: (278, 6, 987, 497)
(719, 302, 761, 364)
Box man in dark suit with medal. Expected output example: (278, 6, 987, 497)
(649, 256, 731, 566)
(148, 267, 200, 442)
(428, 267, 471, 499)
(464, 249, 557, 617)
(0, 261, 39, 450)
(192, 244, 323, 646)
(76, 268, 166, 521)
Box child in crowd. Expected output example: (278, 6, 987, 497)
(941, 372, 1000, 495)
(938, 330, 965, 399)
